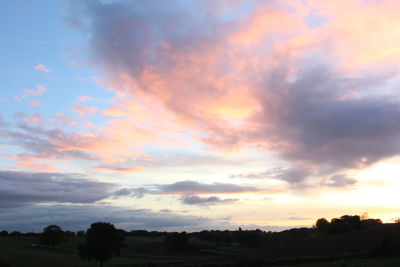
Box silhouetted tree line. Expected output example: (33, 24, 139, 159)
(3, 214, 400, 266)
(127, 229, 169, 237)
(315, 215, 382, 235)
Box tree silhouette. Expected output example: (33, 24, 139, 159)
(78, 222, 125, 267)
(39, 225, 65, 248)
(315, 218, 329, 235)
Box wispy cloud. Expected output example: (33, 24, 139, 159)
(34, 63, 51, 72)
(72, 103, 98, 116)
(28, 100, 43, 106)
(78, 96, 95, 102)
(114, 180, 277, 201)
(180, 195, 238, 206)
(156, 181, 262, 195)
(14, 84, 46, 101)
(93, 165, 145, 173)
(231, 167, 357, 189)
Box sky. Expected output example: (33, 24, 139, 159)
(1, 0, 400, 232)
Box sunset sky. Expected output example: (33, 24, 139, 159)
(2, 0, 400, 232)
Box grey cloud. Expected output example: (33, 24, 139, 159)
(78, 0, 227, 70)
(257, 64, 400, 170)
(226, 64, 400, 184)
(180, 195, 237, 206)
(324, 174, 356, 188)
(0, 204, 216, 232)
(270, 168, 310, 184)
(114, 187, 148, 198)
(0, 204, 294, 233)
(115, 180, 261, 198)
(158, 180, 259, 194)
(231, 167, 357, 189)
(0, 170, 114, 208)
(1, 124, 95, 161)
(113, 188, 131, 196)
(159, 209, 172, 212)
(232, 167, 310, 184)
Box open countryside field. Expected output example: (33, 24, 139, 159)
(2, 235, 400, 267)
(0, 235, 237, 267)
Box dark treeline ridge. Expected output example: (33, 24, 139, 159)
(2, 215, 400, 266)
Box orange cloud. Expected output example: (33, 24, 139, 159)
(309, 0, 400, 71)
(102, 107, 127, 117)
(231, 6, 306, 46)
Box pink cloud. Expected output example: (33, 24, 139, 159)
(93, 166, 145, 173)
(2, 154, 57, 171)
(28, 84, 46, 96)
(34, 63, 51, 72)
(15, 84, 47, 101)
(78, 96, 95, 102)
(72, 103, 98, 116)
(56, 113, 77, 126)
(68, 0, 400, 174)
(4, 0, 399, 182)
(102, 107, 127, 117)
(28, 100, 43, 106)
(29, 113, 42, 123)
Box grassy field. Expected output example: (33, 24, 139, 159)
(2, 235, 400, 266)
(0, 236, 142, 267)
(0, 235, 235, 267)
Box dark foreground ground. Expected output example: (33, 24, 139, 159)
(2, 234, 400, 267)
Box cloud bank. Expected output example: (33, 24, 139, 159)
(0, 170, 114, 208)
(65, 0, 400, 179)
